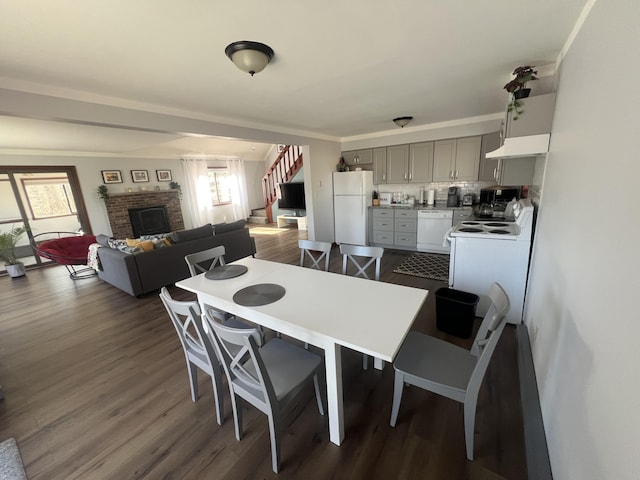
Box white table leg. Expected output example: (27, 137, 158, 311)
(324, 343, 344, 445)
(374, 357, 385, 370)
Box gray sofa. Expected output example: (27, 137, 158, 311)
(96, 221, 256, 296)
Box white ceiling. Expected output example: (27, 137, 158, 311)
(0, 0, 588, 158)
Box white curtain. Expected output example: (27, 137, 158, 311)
(227, 159, 250, 221)
(180, 157, 213, 227)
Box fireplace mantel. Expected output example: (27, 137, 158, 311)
(104, 190, 184, 238)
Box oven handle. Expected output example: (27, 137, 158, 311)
(443, 227, 455, 247)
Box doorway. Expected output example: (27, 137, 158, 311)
(0, 166, 92, 273)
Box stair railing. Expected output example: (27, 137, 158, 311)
(262, 145, 303, 223)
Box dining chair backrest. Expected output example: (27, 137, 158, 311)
(159, 287, 225, 424)
(299, 239, 332, 271)
(206, 319, 272, 407)
(466, 282, 510, 397)
(340, 244, 384, 281)
(185, 245, 227, 277)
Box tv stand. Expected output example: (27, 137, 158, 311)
(277, 214, 308, 230)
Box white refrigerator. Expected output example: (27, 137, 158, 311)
(333, 171, 374, 245)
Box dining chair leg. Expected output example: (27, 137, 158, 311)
(232, 396, 243, 441)
(464, 397, 478, 460)
(313, 374, 325, 415)
(390, 372, 405, 427)
(267, 411, 282, 473)
(187, 360, 198, 402)
(211, 372, 224, 426)
(373, 357, 384, 370)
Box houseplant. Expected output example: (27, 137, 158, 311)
(503, 65, 538, 120)
(0, 225, 28, 278)
(97, 184, 109, 200)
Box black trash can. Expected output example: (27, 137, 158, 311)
(435, 288, 479, 339)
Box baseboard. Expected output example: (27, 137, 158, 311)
(517, 324, 553, 480)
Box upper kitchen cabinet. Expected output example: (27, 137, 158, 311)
(342, 149, 373, 167)
(433, 136, 481, 182)
(479, 131, 535, 185)
(373, 147, 387, 184)
(409, 142, 433, 183)
(503, 93, 556, 139)
(386, 144, 410, 183)
(478, 132, 501, 182)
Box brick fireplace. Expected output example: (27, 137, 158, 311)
(105, 190, 184, 238)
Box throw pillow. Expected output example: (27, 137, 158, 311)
(213, 219, 246, 234)
(126, 238, 154, 252)
(170, 224, 213, 243)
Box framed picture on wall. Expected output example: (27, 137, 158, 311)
(156, 169, 172, 182)
(101, 170, 123, 184)
(131, 170, 149, 183)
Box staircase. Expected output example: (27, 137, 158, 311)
(248, 207, 268, 224)
(260, 145, 303, 223)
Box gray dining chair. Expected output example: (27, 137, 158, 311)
(185, 246, 264, 345)
(298, 239, 332, 271)
(340, 243, 384, 368)
(390, 282, 511, 460)
(340, 244, 384, 281)
(185, 245, 227, 276)
(159, 287, 226, 425)
(205, 313, 325, 473)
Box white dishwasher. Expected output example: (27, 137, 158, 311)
(417, 210, 453, 254)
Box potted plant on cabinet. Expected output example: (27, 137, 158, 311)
(0, 225, 28, 278)
(503, 65, 538, 120)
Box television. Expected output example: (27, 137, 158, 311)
(278, 182, 306, 213)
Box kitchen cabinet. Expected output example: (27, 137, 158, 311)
(384, 143, 433, 184)
(372, 147, 387, 184)
(409, 142, 433, 183)
(342, 149, 373, 166)
(433, 136, 481, 182)
(371, 209, 394, 245)
(502, 93, 556, 139)
(370, 208, 417, 250)
(479, 132, 535, 185)
(478, 132, 501, 182)
(386, 145, 410, 183)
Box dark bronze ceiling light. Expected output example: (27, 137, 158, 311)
(225, 41, 274, 76)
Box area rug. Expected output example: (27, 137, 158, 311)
(393, 253, 450, 282)
(0, 438, 28, 480)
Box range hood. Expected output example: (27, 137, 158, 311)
(485, 134, 550, 158)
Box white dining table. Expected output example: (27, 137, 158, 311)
(175, 257, 428, 446)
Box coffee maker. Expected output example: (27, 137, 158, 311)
(446, 186, 459, 207)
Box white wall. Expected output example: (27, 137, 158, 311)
(524, 1, 640, 478)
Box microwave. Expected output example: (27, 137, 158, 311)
(479, 186, 521, 206)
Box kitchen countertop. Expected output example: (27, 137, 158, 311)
(371, 204, 472, 211)
(370, 204, 515, 221)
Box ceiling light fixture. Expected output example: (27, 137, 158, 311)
(393, 116, 413, 128)
(225, 41, 274, 76)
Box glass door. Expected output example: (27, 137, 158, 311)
(0, 166, 92, 273)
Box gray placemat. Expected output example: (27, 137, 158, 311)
(204, 264, 248, 280)
(233, 283, 286, 306)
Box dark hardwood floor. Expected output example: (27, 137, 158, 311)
(0, 224, 526, 479)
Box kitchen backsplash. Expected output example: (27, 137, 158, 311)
(375, 181, 499, 205)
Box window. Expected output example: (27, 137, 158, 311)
(207, 168, 232, 205)
(22, 177, 78, 219)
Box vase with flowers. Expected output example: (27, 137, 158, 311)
(503, 65, 538, 120)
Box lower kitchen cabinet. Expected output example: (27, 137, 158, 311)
(370, 208, 417, 250)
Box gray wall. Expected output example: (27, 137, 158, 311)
(524, 1, 639, 478)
